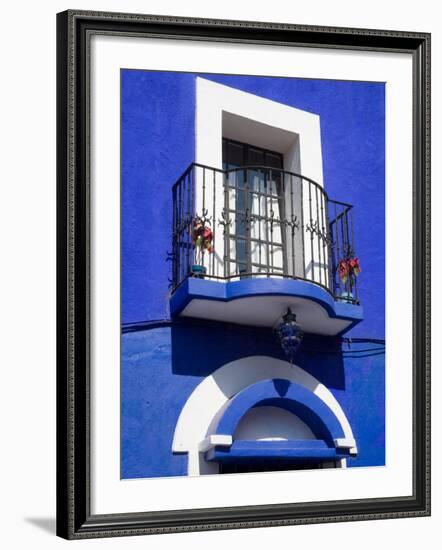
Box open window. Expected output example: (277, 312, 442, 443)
(222, 138, 287, 277)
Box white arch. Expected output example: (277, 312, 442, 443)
(172, 356, 357, 475)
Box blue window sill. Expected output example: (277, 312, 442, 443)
(206, 440, 350, 463)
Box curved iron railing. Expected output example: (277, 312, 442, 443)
(172, 163, 359, 304)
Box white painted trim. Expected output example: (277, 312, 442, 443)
(196, 77, 323, 179)
(198, 435, 233, 453)
(333, 438, 358, 455)
(334, 437, 357, 449)
(172, 355, 356, 475)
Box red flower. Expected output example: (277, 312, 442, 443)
(348, 257, 360, 270)
(203, 227, 212, 240)
(338, 257, 361, 282)
(191, 216, 214, 253)
(338, 259, 349, 280)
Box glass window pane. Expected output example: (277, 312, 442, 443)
(222, 138, 287, 275)
(248, 147, 265, 166)
(223, 139, 244, 169)
(265, 151, 283, 169)
(236, 239, 247, 263)
(236, 213, 247, 236)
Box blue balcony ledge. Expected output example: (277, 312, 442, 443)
(205, 440, 350, 464)
(170, 277, 363, 336)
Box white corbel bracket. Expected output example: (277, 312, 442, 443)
(198, 435, 233, 453)
(334, 437, 358, 456)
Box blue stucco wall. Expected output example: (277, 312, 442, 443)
(122, 324, 385, 478)
(121, 70, 385, 478)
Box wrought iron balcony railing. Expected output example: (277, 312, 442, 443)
(172, 163, 359, 304)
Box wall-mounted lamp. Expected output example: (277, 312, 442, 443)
(275, 308, 304, 363)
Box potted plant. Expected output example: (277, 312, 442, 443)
(190, 214, 213, 278)
(337, 256, 361, 302)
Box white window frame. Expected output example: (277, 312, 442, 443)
(195, 77, 327, 283)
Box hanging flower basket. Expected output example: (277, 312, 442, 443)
(190, 214, 213, 278)
(337, 256, 361, 302)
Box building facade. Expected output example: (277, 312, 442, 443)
(121, 71, 385, 479)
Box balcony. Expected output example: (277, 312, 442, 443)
(170, 163, 363, 336)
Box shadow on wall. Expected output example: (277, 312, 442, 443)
(170, 319, 281, 377)
(170, 318, 346, 390)
(297, 334, 346, 390)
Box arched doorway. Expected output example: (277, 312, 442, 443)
(205, 378, 351, 474)
(222, 405, 320, 473)
(172, 356, 357, 476)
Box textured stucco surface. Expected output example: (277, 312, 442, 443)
(121, 70, 385, 479)
(122, 325, 385, 478)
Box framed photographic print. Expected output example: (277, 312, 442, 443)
(56, 10, 431, 539)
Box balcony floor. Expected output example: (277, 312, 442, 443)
(170, 277, 363, 336)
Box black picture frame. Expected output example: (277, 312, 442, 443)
(56, 9, 431, 539)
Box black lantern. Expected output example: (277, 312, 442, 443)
(275, 308, 304, 363)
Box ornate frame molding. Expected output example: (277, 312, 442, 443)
(56, 10, 430, 539)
